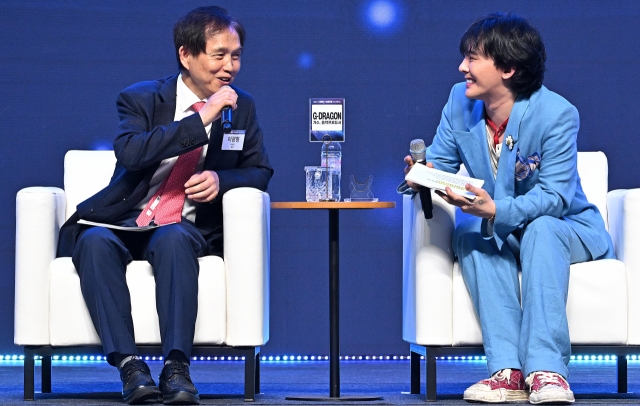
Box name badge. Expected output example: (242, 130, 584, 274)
(222, 130, 245, 151)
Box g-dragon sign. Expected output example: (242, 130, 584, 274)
(309, 98, 345, 142)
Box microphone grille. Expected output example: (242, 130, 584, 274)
(409, 139, 426, 162)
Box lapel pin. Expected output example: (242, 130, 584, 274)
(506, 135, 515, 151)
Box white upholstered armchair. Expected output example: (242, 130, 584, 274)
(15, 150, 270, 401)
(403, 151, 640, 401)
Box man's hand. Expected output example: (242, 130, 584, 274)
(185, 170, 220, 203)
(403, 155, 434, 191)
(198, 86, 238, 126)
(436, 184, 496, 219)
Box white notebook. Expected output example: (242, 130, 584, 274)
(78, 219, 175, 232)
(405, 164, 484, 200)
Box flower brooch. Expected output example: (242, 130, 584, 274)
(505, 135, 515, 151)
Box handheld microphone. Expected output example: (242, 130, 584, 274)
(220, 85, 233, 133)
(409, 139, 433, 219)
(221, 106, 232, 133)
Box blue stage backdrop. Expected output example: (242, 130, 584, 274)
(2, 0, 638, 356)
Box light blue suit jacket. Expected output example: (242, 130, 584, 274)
(426, 83, 614, 260)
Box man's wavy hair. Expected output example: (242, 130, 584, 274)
(174, 6, 246, 72)
(460, 13, 546, 97)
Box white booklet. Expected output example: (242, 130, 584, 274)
(78, 219, 175, 232)
(405, 164, 484, 200)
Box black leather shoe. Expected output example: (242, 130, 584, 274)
(119, 358, 162, 404)
(159, 361, 200, 405)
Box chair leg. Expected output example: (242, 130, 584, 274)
(255, 352, 260, 394)
(617, 354, 628, 393)
(41, 355, 52, 393)
(244, 349, 256, 402)
(426, 347, 437, 402)
(410, 349, 421, 394)
(24, 348, 35, 401)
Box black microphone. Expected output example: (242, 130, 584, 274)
(221, 106, 232, 133)
(219, 85, 233, 133)
(409, 139, 433, 220)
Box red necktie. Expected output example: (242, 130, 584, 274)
(486, 116, 509, 147)
(136, 101, 206, 226)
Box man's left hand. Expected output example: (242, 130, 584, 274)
(436, 184, 496, 219)
(185, 170, 220, 203)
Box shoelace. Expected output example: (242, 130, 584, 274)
(121, 358, 147, 378)
(526, 371, 569, 389)
(165, 362, 192, 382)
(492, 368, 513, 384)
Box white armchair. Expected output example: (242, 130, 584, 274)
(15, 150, 270, 401)
(403, 151, 640, 401)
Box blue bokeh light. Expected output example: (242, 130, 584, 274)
(297, 52, 314, 69)
(92, 141, 112, 151)
(361, 0, 405, 36)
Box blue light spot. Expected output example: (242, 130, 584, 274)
(92, 141, 112, 151)
(361, 0, 405, 36)
(368, 1, 395, 26)
(297, 52, 314, 69)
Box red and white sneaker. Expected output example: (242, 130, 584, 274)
(525, 371, 575, 404)
(463, 368, 529, 403)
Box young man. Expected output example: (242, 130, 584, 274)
(402, 13, 614, 404)
(57, 6, 272, 405)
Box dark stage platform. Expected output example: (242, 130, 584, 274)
(0, 358, 639, 405)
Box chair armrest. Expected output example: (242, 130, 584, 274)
(14, 187, 66, 345)
(403, 191, 456, 344)
(223, 187, 270, 346)
(608, 188, 640, 343)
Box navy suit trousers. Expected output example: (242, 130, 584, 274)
(72, 219, 208, 366)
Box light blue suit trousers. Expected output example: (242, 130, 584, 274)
(453, 215, 591, 379)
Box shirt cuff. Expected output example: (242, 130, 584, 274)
(397, 180, 417, 196)
(486, 217, 495, 237)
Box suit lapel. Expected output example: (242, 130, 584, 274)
(457, 100, 496, 196)
(145, 75, 179, 176)
(154, 75, 179, 127)
(494, 95, 530, 200)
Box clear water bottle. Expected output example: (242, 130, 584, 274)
(321, 142, 341, 201)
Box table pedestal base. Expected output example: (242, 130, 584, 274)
(285, 395, 383, 401)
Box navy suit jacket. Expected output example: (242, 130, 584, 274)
(57, 74, 273, 257)
(427, 83, 614, 259)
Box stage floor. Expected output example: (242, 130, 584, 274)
(1, 358, 639, 404)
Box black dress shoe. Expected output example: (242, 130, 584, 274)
(119, 358, 162, 404)
(159, 361, 200, 405)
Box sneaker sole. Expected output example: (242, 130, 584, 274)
(464, 388, 529, 403)
(162, 391, 200, 405)
(529, 392, 575, 404)
(124, 386, 162, 404)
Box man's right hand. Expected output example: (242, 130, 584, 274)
(403, 155, 418, 191)
(404, 155, 433, 192)
(198, 86, 238, 126)
(404, 155, 434, 191)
